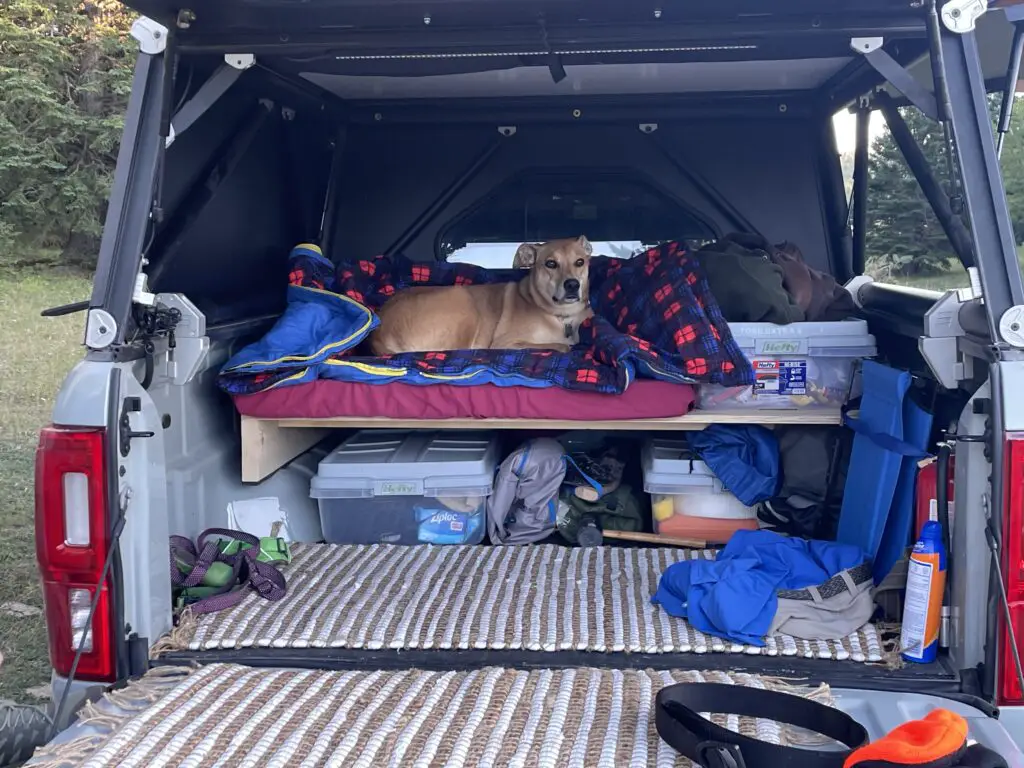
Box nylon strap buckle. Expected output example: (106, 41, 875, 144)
(696, 741, 747, 768)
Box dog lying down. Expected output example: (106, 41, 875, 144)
(369, 236, 594, 355)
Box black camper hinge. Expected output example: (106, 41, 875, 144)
(851, 37, 939, 120)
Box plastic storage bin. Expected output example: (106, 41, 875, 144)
(642, 438, 759, 543)
(310, 430, 498, 545)
(700, 319, 876, 410)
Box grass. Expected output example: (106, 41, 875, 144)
(875, 248, 1024, 292)
(0, 268, 92, 703)
(889, 272, 971, 292)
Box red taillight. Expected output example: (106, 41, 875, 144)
(999, 435, 1024, 703)
(35, 427, 115, 681)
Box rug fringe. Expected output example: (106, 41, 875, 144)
(872, 621, 907, 670)
(32, 735, 110, 768)
(751, 677, 839, 746)
(149, 608, 197, 657)
(30, 664, 197, 768)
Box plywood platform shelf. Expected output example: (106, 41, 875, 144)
(240, 409, 843, 482)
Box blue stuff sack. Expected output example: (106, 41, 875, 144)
(687, 425, 781, 507)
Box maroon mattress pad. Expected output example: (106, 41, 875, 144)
(233, 380, 697, 421)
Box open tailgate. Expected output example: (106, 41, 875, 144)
(28, 663, 1024, 766)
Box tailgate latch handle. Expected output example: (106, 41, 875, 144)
(119, 396, 155, 458)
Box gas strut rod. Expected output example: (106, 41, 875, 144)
(997, 24, 1024, 158)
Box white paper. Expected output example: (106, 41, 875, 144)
(226, 497, 292, 541)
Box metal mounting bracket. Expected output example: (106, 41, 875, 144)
(85, 309, 118, 351)
(850, 37, 883, 54)
(130, 17, 169, 55)
(155, 294, 209, 386)
(852, 37, 939, 120)
(132, 260, 156, 307)
(920, 290, 975, 388)
(941, 0, 988, 34)
(225, 54, 256, 71)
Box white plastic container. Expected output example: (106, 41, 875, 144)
(700, 319, 876, 410)
(310, 430, 498, 545)
(642, 439, 759, 542)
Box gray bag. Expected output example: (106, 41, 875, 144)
(487, 438, 566, 545)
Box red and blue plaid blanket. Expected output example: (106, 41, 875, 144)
(218, 241, 753, 395)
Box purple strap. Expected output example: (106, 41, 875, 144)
(169, 529, 287, 615)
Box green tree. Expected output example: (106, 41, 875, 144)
(0, 0, 134, 269)
(866, 96, 1024, 278)
(866, 106, 958, 278)
(998, 102, 1024, 245)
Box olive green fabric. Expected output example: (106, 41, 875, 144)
(696, 238, 805, 324)
(557, 483, 645, 545)
(697, 233, 857, 324)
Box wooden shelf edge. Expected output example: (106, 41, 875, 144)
(264, 409, 843, 431)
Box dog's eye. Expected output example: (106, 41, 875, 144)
(544, 260, 558, 269)
(575, 259, 585, 268)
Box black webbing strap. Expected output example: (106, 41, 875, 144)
(655, 683, 869, 768)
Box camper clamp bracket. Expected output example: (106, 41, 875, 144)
(999, 306, 1024, 349)
(130, 17, 168, 55)
(226, 54, 255, 71)
(941, 0, 988, 34)
(851, 37, 939, 120)
(920, 290, 977, 388)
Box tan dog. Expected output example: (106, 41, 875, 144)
(369, 236, 593, 354)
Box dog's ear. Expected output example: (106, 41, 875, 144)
(514, 243, 538, 269)
(577, 235, 593, 257)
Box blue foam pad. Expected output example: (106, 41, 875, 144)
(872, 396, 933, 584)
(836, 362, 917, 561)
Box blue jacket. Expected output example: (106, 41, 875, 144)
(652, 530, 868, 645)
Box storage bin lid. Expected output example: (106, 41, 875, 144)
(642, 438, 724, 494)
(727, 319, 876, 357)
(311, 430, 498, 499)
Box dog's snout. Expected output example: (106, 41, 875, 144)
(563, 278, 581, 293)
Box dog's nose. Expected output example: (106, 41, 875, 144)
(563, 279, 581, 293)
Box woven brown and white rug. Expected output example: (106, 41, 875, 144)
(170, 544, 885, 662)
(31, 664, 834, 768)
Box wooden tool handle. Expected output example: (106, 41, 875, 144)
(601, 530, 707, 548)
